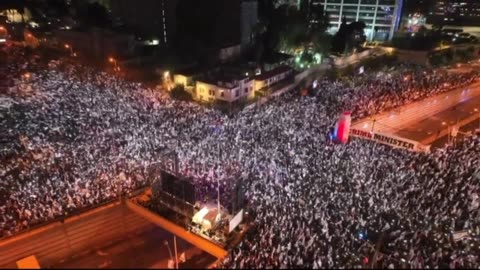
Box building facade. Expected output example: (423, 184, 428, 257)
(274, 0, 302, 8)
(322, 0, 404, 41)
(54, 29, 135, 62)
(176, 65, 293, 103)
(254, 66, 293, 91)
(241, 0, 258, 48)
(108, 0, 177, 47)
(428, 0, 480, 26)
(196, 76, 255, 103)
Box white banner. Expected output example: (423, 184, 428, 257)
(228, 209, 244, 233)
(350, 128, 430, 152)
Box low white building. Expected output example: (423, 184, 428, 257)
(196, 73, 255, 103)
(254, 65, 293, 91)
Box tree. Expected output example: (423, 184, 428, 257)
(417, 25, 428, 36)
(170, 85, 193, 101)
(77, 2, 109, 27)
(331, 17, 349, 54)
(311, 33, 332, 56)
(251, 19, 268, 62)
(432, 23, 444, 33)
(46, 0, 69, 16)
(258, 2, 330, 55)
(332, 18, 366, 54)
(345, 21, 367, 52)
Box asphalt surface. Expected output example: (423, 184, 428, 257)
(53, 226, 216, 269)
(393, 94, 480, 144)
(430, 118, 480, 149)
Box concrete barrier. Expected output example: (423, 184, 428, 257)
(0, 201, 152, 269)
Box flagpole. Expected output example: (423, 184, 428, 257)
(174, 235, 178, 269)
(217, 142, 221, 217)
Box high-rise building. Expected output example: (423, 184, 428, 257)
(428, 0, 480, 26)
(108, 0, 177, 47)
(241, 0, 259, 47)
(321, 0, 404, 41)
(403, 0, 431, 15)
(308, 0, 326, 29)
(274, 0, 302, 9)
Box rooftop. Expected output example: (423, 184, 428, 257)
(255, 65, 292, 81)
(175, 66, 204, 77)
(262, 52, 294, 64)
(199, 70, 250, 88)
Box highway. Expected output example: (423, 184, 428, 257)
(393, 93, 480, 145)
(52, 226, 216, 269)
(351, 65, 480, 149)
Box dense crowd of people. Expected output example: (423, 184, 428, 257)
(1, 46, 479, 268)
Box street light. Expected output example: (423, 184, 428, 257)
(64, 44, 73, 55)
(475, 108, 480, 131)
(164, 239, 179, 269)
(109, 57, 119, 71)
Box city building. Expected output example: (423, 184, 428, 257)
(322, 0, 404, 41)
(173, 66, 203, 94)
(0, 0, 31, 24)
(175, 63, 294, 103)
(254, 65, 293, 91)
(219, 44, 243, 63)
(241, 0, 258, 48)
(108, 0, 177, 47)
(403, 0, 431, 15)
(54, 28, 135, 61)
(176, 0, 256, 63)
(308, 0, 325, 29)
(195, 71, 255, 103)
(428, 0, 480, 26)
(274, 0, 302, 8)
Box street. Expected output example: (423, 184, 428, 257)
(53, 226, 216, 269)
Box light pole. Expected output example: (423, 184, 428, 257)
(64, 44, 73, 56)
(174, 236, 179, 269)
(475, 108, 480, 131)
(371, 119, 376, 133)
(164, 240, 174, 268)
(109, 57, 119, 72)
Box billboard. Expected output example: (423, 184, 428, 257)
(228, 209, 244, 233)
